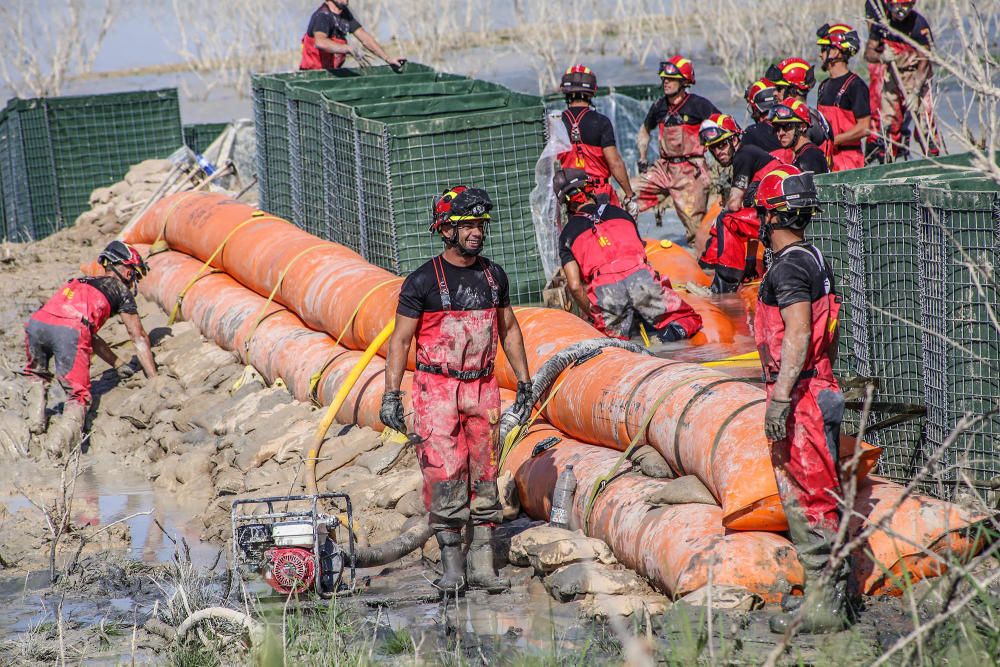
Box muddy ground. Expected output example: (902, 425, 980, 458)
(0, 172, 974, 665)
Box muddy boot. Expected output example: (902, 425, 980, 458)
(466, 524, 510, 594)
(41, 402, 86, 458)
(25, 382, 48, 435)
(770, 518, 851, 634)
(433, 529, 466, 597)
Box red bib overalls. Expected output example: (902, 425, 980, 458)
(558, 107, 620, 206)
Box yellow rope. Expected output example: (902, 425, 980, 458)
(498, 377, 567, 469)
(167, 212, 275, 325)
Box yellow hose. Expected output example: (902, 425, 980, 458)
(306, 319, 395, 495)
(701, 350, 760, 367)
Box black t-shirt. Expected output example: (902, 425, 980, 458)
(397, 256, 510, 317)
(793, 143, 829, 175)
(561, 106, 616, 147)
(78, 276, 138, 316)
(760, 243, 837, 308)
(306, 4, 361, 40)
(742, 122, 781, 152)
(643, 93, 720, 131)
(732, 144, 780, 190)
(866, 2, 933, 46)
(817, 73, 870, 120)
(558, 203, 637, 267)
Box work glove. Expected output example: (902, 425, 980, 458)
(116, 360, 139, 380)
(637, 160, 650, 174)
(512, 381, 534, 419)
(623, 196, 640, 218)
(390, 58, 408, 73)
(379, 390, 406, 433)
(879, 47, 896, 64)
(764, 397, 792, 441)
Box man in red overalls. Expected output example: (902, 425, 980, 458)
(24, 241, 158, 456)
(557, 65, 638, 214)
(815, 24, 871, 172)
(634, 56, 720, 243)
(863, 0, 940, 162)
(381, 186, 532, 597)
(553, 168, 702, 342)
(697, 114, 789, 293)
(767, 57, 834, 160)
(751, 167, 851, 634)
(300, 1, 404, 71)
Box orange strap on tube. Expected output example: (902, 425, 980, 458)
(167, 212, 274, 324)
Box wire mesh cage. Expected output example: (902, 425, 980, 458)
(918, 183, 1000, 495)
(183, 122, 229, 154)
(811, 182, 856, 378)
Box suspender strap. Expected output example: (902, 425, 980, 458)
(432, 255, 452, 311)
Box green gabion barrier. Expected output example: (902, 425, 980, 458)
(183, 122, 229, 154)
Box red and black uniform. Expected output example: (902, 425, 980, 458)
(817, 73, 870, 172)
(397, 256, 508, 530)
(24, 276, 137, 406)
(699, 145, 786, 291)
(636, 93, 720, 238)
(742, 121, 782, 153)
(300, 3, 361, 70)
(793, 142, 830, 175)
(755, 242, 844, 531)
(559, 202, 702, 340)
(867, 3, 938, 158)
(558, 106, 620, 206)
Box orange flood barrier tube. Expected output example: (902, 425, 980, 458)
(643, 238, 711, 288)
(140, 247, 989, 596)
(503, 424, 805, 601)
(130, 193, 869, 530)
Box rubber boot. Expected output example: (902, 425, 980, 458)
(466, 524, 510, 594)
(433, 529, 466, 597)
(41, 402, 86, 458)
(769, 519, 851, 634)
(25, 382, 48, 435)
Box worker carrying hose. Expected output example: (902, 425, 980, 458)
(815, 23, 871, 172)
(766, 57, 834, 160)
(300, 1, 404, 71)
(697, 114, 789, 293)
(553, 167, 703, 343)
(752, 167, 851, 634)
(863, 0, 941, 162)
(557, 65, 638, 213)
(23, 241, 158, 457)
(380, 186, 532, 597)
(770, 99, 830, 175)
(633, 56, 721, 243)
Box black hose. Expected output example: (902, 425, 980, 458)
(352, 518, 435, 568)
(499, 338, 650, 445)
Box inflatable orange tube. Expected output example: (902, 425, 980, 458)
(644, 238, 710, 287)
(503, 424, 804, 601)
(139, 246, 988, 596)
(130, 194, 874, 531)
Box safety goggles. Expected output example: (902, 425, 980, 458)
(769, 105, 806, 124)
(698, 126, 731, 147)
(658, 61, 683, 79)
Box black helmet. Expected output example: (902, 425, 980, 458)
(430, 186, 493, 233)
(560, 65, 598, 96)
(98, 240, 148, 279)
(552, 168, 589, 201)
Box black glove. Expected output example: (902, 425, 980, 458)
(512, 381, 534, 418)
(764, 397, 792, 441)
(637, 160, 650, 174)
(379, 390, 406, 433)
(390, 58, 408, 73)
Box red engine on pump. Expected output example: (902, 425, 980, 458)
(263, 547, 316, 594)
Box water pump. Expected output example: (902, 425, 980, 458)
(231, 493, 356, 597)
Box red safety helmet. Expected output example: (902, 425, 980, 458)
(755, 166, 820, 228)
(699, 113, 742, 148)
(561, 64, 598, 96)
(770, 99, 812, 126)
(767, 57, 816, 94)
(430, 186, 493, 233)
(744, 78, 779, 117)
(98, 240, 148, 279)
(658, 56, 695, 86)
(816, 23, 861, 59)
